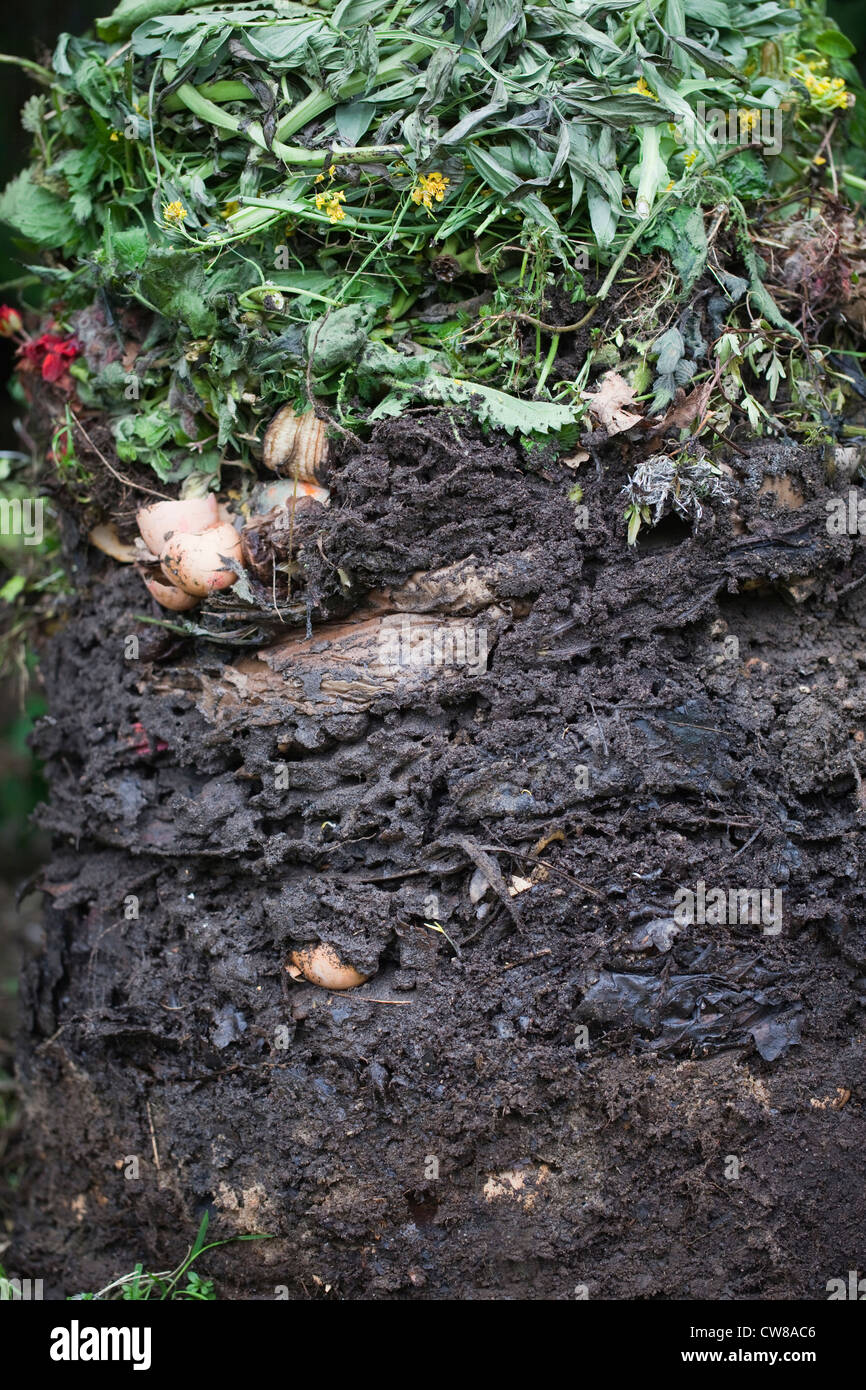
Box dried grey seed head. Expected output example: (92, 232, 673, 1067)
(621, 453, 731, 527)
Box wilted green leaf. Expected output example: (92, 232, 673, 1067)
(0, 170, 78, 247)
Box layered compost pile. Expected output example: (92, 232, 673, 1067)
(2, 0, 866, 1298)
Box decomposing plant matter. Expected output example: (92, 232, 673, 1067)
(621, 453, 731, 545)
(4, 0, 866, 1307)
(1, 0, 865, 499)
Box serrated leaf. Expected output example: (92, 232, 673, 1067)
(640, 203, 708, 291)
(139, 248, 217, 337)
(655, 328, 685, 375)
(371, 374, 577, 435)
(0, 169, 78, 247)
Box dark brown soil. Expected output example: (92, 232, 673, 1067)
(7, 412, 866, 1299)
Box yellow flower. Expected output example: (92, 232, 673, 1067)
(410, 171, 450, 214)
(813, 154, 826, 165)
(738, 108, 760, 136)
(110, 131, 120, 142)
(314, 172, 325, 184)
(221, 200, 240, 219)
(683, 150, 698, 168)
(632, 76, 658, 101)
(791, 59, 849, 111)
(315, 188, 347, 223)
(162, 200, 188, 225)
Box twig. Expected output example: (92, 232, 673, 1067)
(70, 416, 172, 500)
(145, 1098, 161, 1171)
(814, 118, 839, 200)
(498, 304, 598, 334)
(848, 751, 866, 816)
(588, 697, 609, 762)
(708, 424, 749, 458)
(478, 842, 603, 898)
(731, 824, 764, 861)
(352, 997, 412, 1005)
(837, 571, 866, 599)
(503, 949, 552, 970)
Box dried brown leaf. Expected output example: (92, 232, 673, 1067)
(582, 370, 643, 436)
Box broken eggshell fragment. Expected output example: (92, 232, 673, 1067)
(88, 523, 142, 564)
(253, 477, 330, 512)
(137, 495, 219, 555)
(142, 573, 199, 611)
(287, 943, 371, 991)
(160, 521, 244, 597)
(263, 405, 328, 483)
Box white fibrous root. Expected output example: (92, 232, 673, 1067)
(263, 405, 328, 483)
(286, 943, 370, 991)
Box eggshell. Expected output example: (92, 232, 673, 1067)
(160, 522, 244, 597)
(254, 478, 330, 512)
(88, 523, 140, 564)
(137, 495, 219, 555)
(142, 573, 199, 611)
(287, 943, 370, 991)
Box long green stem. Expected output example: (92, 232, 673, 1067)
(171, 83, 406, 169)
(230, 195, 418, 238)
(163, 81, 257, 110)
(337, 193, 416, 303)
(275, 41, 431, 142)
(0, 53, 54, 85)
(634, 124, 664, 220)
(535, 333, 560, 396)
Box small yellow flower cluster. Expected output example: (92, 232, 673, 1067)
(162, 200, 188, 225)
(792, 57, 850, 111)
(683, 150, 699, 168)
(738, 108, 761, 136)
(411, 171, 450, 213)
(221, 200, 240, 219)
(315, 188, 347, 223)
(632, 76, 658, 101)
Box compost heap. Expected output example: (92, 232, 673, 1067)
(2, 0, 866, 1298)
